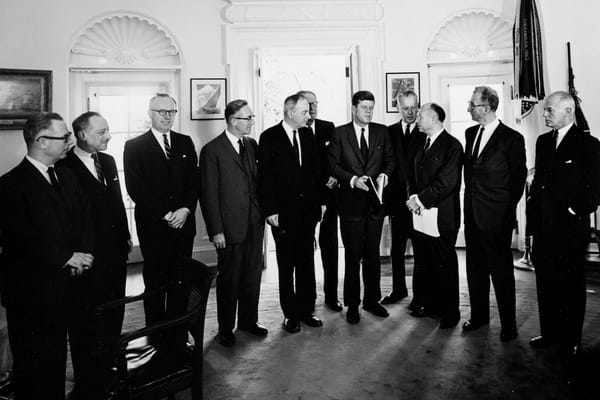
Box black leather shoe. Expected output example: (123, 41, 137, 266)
(500, 328, 518, 342)
(346, 306, 360, 324)
(363, 302, 389, 318)
(238, 322, 269, 337)
(325, 300, 343, 312)
(462, 319, 489, 332)
(282, 318, 301, 334)
(380, 291, 408, 305)
(529, 335, 555, 348)
(410, 305, 427, 317)
(439, 316, 460, 329)
(216, 332, 235, 347)
(301, 315, 323, 327)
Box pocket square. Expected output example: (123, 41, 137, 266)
(182, 154, 187, 158)
(565, 160, 573, 164)
(113, 177, 119, 181)
(325, 141, 330, 146)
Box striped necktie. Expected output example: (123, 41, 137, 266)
(163, 133, 172, 159)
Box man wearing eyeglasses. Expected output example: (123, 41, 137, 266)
(296, 90, 342, 313)
(57, 111, 131, 398)
(123, 93, 199, 352)
(0, 112, 94, 399)
(199, 100, 266, 347)
(383, 90, 426, 309)
(462, 86, 526, 342)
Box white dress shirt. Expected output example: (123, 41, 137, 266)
(73, 145, 100, 180)
(282, 120, 302, 166)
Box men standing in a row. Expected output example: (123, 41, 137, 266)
(58, 112, 132, 398)
(528, 91, 600, 357)
(124, 93, 199, 351)
(258, 94, 324, 333)
(406, 103, 463, 329)
(296, 90, 343, 312)
(383, 90, 425, 306)
(328, 90, 395, 324)
(199, 100, 267, 347)
(462, 86, 526, 342)
(0, 113, 94, 399)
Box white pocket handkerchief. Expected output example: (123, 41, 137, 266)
(565, 160, 573, 164)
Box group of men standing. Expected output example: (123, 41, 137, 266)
(0, 84, 598, 399)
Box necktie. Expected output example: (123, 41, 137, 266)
(91, 153, 104, 185)
(404, 124, 411, 137)
(163, 133, 171, 159)
(292, 130, 300, 164)
(47, 166, 60, 191)
(553, 129, 559, 149)
(423, 137, 431, 152)
(472, 126, 484, 159)
(360, 127, 369, 161)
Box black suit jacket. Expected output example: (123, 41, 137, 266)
(463, 122, 527, 231)
(0, 159, 93, 307)
(123, 130, 198, 237)
(528, 124, 600, 239)
(407, 130, 464, 232)
(58, 149, 130, 261)
(258, 122, 322, 229)
(313, 119, 337, 180)
(328, 121, 395, 221)
(384, 121, 427, 217)
(199, 132, 261, 244)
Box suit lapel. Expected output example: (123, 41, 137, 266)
(477, 123, 502, 161)
(143, 131, 169, 162)
(67, 150, 104, 188)
(218, 132, 245, 172)
(555, 125, 577, 159)
(345, 124, 365, 165)
(22, 159, 64, 205)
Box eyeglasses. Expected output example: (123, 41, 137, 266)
(468, 102, 488, 108)
(37, 133, 72, 143)
(308, 101, 319, 106)
(151, 109, 178, 116)
(233, 115, 255, 121)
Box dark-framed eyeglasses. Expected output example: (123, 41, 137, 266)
(308, 101, 319, 106)
(468, 102, 488, 109)
(37, 133, 72, 143)
(233, 115, 255, 122)
(151, 109, 178, 117)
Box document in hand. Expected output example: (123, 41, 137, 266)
(412, 207, 440, 237)
(367, 176, 383, 205)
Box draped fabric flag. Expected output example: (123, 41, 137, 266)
(567, 42, 591, 134)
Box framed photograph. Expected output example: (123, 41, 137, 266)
(385, 72, 420, 113)
(0, 69, 52, 130)
(190, 78, 227, 120)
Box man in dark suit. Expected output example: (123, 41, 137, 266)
(406, 103, 463, 329)
(199, 100, 266, 347)
(383, 90, 425, 307)
(297, 90, 342, 312)
(328, 90, 395, 324)
(0, 113, 94, 400)
(258, 94, 324, 333)
(123, 93, 199, 351)
(57, 111, 131, 398)
(528, 91, 600, 357)
(462, 86, 526, 342)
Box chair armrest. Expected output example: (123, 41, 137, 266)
(119, 310, 198, 347)
(96, 285, 169, 314)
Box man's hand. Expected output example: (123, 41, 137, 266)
(266, 214, 279, 227)
(212, 233, 226, 249)
(65, 252, 94, 276)
(406, 197, 421, 215)
(166, 208, 190, 229)
(376, 174, 388, 190)
(320, 205, 326, 220)
(354, 175, 370, 191)
(325, 176, 338, 189)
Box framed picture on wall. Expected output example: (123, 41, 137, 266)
(0, 68, 52, 130)
(385, 72, 420, 113)
(190, 78, 227, 120)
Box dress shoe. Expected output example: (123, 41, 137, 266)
(238, 322, 269, 337)
(500, 328, 518, 342)
(216, 331, 235, 347)
(346, 306, 360, 324)
(462, 319, 489, 332)
(439, 316, 460, 329)
(380, 291, 408, 305)
(529, 335, 556, 348)
(408, 300, 421, 312)
(325, 299, 343, 312)
(282, 318, 301, 334)
(301, 315, 323, 327)
(363, 302, 389, 318)
(410, 305, 428, 318)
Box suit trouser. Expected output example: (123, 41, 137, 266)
(7, 297, 67, 400)
(216, 214, 264, 334)
(465, 225, 516, 329)
(532, 230, 587, 347)
(138, 225, 193, 348)
(340, 216, 384, 307)
(318, 193, 339, 303)
(272, 220, 317, 319)
(68, 257, 127, 399)
(389, 208, 412, 296)
(413, 230, 460, 320)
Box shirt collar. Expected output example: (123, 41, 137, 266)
(25, 155, 52, 182)
(427, 128, 444, 145)
(557, 122, 574, 137)
(151, 127, 170, 141)
(402, 120, 414, 132)
(74, 144, 93, 159)
(481, 118, 500, 133)
(225, 129, 243, 151)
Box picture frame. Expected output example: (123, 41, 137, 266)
(385, 72, 420, 113)
(0, 68, 52, 130)
(190, 78, 227, 120)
